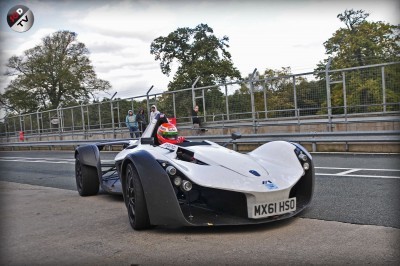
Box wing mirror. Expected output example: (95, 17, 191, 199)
(231, 132, 241, 140)
(141, 137, 154, 145)
(223, 132, 241, 147)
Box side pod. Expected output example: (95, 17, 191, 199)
(121, 150, 192, 227)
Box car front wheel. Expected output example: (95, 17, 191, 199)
(124, 163, 151, 230)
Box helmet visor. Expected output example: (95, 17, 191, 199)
(162, 131, 178, 138)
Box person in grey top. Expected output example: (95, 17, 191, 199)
(126, 110, 139, 138)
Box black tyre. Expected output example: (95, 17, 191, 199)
(123, 163, 151, 230)
(75, 157, 99, 196)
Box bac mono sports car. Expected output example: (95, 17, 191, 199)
(75, 114, 314, 230)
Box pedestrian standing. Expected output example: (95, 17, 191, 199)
(150, 105, 160, 121)
(192, 105, 201, 135)
(136, 108, 147, 136)
(126, 110, 139, 138)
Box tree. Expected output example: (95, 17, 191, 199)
(315, 9, 400, 114)
(1, 30, 111, 114)
(150, 24, 241, 119)
(316, 9, 400, 70)
(151, 23, 241, 86)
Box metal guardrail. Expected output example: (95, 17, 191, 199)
(2, 114, 399, 143)
(0, 138, 131, 150)
(1, 131, 399, 152)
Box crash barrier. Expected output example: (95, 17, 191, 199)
(189, 130, 400, 153)
(0, 131, 399, 153)
(2, 114, 399, 143)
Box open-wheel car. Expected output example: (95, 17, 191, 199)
(75, 113, 314, 230)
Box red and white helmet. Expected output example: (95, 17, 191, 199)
(157, 123, 185, 145)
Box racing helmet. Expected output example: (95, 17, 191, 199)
(157, 123, 184, 145)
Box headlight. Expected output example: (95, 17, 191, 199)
(299, 153, 307, 162)
(166, 166, 177, 175)
(181, 180, 192, 192)
(303, 162, 310, 170)
(173, 176, 182, 186)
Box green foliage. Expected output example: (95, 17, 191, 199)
(151, 23, 241, 84)
(1, 30, 111, 114)
(316, 9, 399, 70)
(314, 9, 399, 113)
(0, 78, 39, 113)
(312, 9, 400, 113)
(150, 23, 241, 117)
(384, 64, 400, 111)
(263, 69, 298, 118)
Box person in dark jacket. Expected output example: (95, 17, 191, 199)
(136, 108, 147, 136)
(192, 105, 202, 135)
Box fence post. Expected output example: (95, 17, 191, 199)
(225, 84, 230, 120)
(191, 76, 200, 108)
(98, 103, 102, 129)
(29, 113, 33, 136)
(5, 117, 9, 141)
(116, 100, 121, 128)
(381, 66, 386, 112)
(202, 88, 206, 123)
(86, 105, 90, 131)
(5, 109, 9, 141)
(293, 76, 298, 119)
(80, 102, 86, 139)
(342, 71, 347, 128)
(110, 92, 117, 139)
(146, 85, 154, 122)
(263, 82, 268, 119)
(110, 100, 115, 138)
(325, 58, 333, 132)
(36, 107, 41, 139)
(71, 107, 75, 139)
(19, 113, 23, 133)
(57, 103, 63, 140)
(12, 117, 16, 137)
(173, 92, 176, 118)
(250, 68, 257, 134)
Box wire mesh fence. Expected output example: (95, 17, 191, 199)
(1, 61, 399, 140)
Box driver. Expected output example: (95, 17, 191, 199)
(157, 123, 185, 145)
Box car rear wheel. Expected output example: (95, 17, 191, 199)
(75, 157, 99, 196)
(124, 163, 151, 230)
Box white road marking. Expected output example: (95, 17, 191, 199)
(336, 169, 361, 175)
(1, 157, 399, 179)
(0, 158, 75, 164)
(316, 166, 400, 172)
(316, 173, 400, 179)
(0, 156, 75, 161)
(0, 157, 115, 164)
(315, 167, 400, 179)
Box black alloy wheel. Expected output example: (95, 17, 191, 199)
(125, 163, 151, 230)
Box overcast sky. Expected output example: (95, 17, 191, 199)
(0, 0, 399, 100)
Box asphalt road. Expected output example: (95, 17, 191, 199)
(0, 151, 399, 228)
(0, 151, 399, 265)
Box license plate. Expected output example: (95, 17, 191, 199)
(250, 198, 296, 218)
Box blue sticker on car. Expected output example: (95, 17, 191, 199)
(249, 170, 260, 176)
(262, 180, 278, 190)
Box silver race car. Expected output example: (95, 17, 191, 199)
(75, 113, 314, 230)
